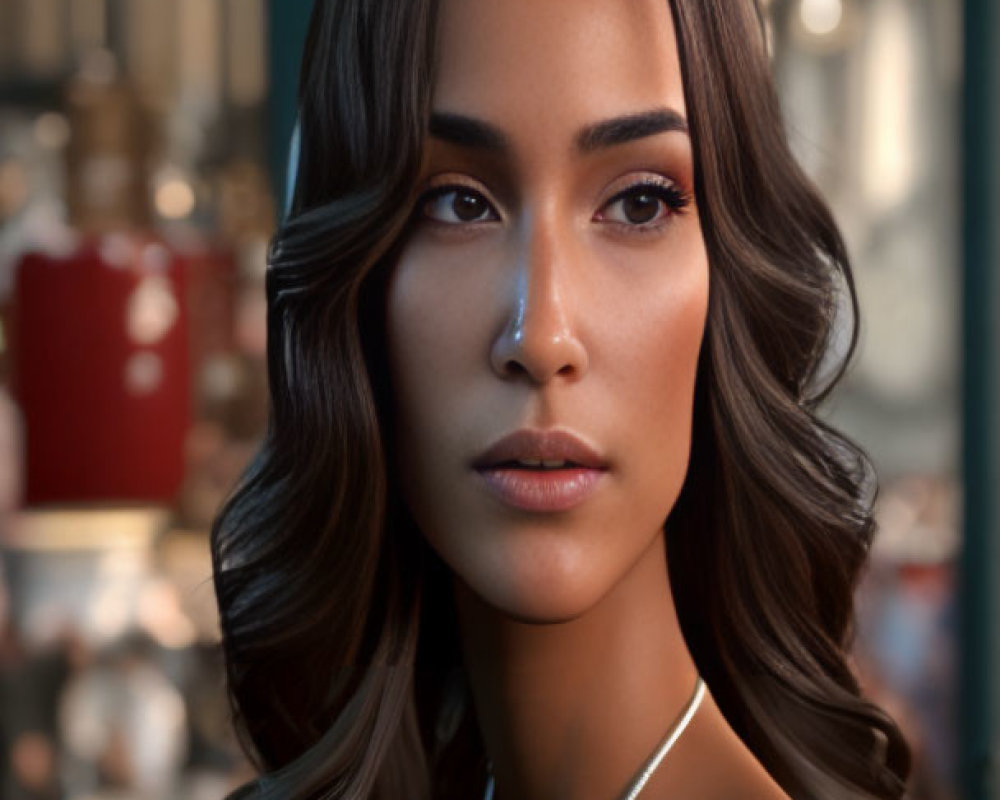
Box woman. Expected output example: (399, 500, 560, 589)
(212, 0, 912, 797)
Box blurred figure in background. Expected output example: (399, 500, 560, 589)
(2, 340, 65, 800)
(0, 577, 70, 800)
(59, 633, 186, 800)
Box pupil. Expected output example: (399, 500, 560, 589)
(453, 191, 485, 221)
(624, 193, 659, 224)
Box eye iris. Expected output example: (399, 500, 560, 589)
(622, 192, 660, 224)
(453, 191, 486, 221)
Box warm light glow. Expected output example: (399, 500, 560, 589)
(861, 0, 915, 214)
(127, 275, 179, 345)
(137, 580, 197, 649)
(155, 178, 196, 219)
(800, 0, 843, 36)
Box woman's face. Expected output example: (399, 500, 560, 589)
(387, 0, 709, 622)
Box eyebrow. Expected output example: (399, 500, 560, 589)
(428, 108, 688, 154)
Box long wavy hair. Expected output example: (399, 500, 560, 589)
(211, 0, 912, 797)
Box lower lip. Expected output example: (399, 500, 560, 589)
(475, 467, 606, 512)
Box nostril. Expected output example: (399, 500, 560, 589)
(499, 355, 578, 383)
(490, 316, 589, 384)
(502, 359, 530, 378)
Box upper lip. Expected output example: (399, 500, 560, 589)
(472, 429, 608, 470)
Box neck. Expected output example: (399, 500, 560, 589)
(455, 531, 701, 800)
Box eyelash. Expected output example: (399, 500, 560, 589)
(416, 178, 691, 235)
(598, 179, 691, 234)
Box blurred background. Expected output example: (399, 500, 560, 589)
(0, 1, 995, 799)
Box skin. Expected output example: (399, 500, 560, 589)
(387, 0, 791, 797)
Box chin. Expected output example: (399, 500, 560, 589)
(469, 583, 602, 626)
(455, 535, 619, 625)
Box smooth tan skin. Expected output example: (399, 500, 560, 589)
(387, 0, 791, 797)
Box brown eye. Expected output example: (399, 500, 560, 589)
(621, 192, 661, 224)
(421, 186, 499, 224)
(597, 180, 689, 230)
(453, 190, 489, 221)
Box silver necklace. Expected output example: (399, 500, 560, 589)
(482, 676, 706, 800)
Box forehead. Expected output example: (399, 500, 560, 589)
(432, 0, 687, 136)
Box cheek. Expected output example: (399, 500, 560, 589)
(387, 252, 471, 393)
(383, 239, 486, 514)
(637, 261, 708, 424)
(388, 242, 460, 419)
(385, 251, 441, 491)
(601, 237, 709, 511)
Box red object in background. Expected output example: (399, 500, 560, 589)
(12, 235, 191, 504)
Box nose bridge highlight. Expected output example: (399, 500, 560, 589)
(490, 210, 588, 383)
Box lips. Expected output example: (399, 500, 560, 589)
(472, 429, 608, 512)
(472, 429, 608, 471)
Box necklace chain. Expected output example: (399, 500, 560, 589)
(481, 675, 706, 800)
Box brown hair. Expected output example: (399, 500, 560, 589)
(211, 1, 911, 797)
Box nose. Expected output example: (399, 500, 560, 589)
(490, 214, 589, 384)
